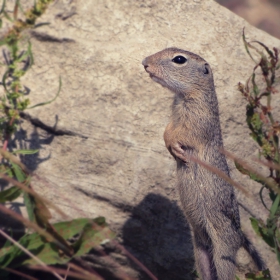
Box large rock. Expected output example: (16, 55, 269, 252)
(5, 0, 280, 279)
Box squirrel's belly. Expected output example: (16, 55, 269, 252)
(177, 179, 208, 226)
(176, 171, 233, 225)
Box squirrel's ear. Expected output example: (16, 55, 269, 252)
(203, 64, 210, 75)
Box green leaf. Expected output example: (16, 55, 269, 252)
(11, 163, 26, 183)
(22, 219, 94, 265)
(251, 73, 259, 97)
(22, 243, 66, 266)
(245, 268, 272, 280)
(23, 41, 34, 70)
(275, 229, 280, 265)
(274, 236, 280, 265)
(73, 218, 115, 257)
(25, 218, 114, 266)
(54, 218, 93, 239)
(13, 149, 39, 155)
(275, 228, 280, 245)
(0, 245, 22, 268)
(0, 234, 29, 268)
(16, 43, 32, 64)
(242, 28, 257, 63)
(0, 186, 22, 202)
(250, 217, 261, 237)
(94, 216, 106, 226)
(2, 70, 13, 95)
(0, 244, 14, 261)
(269, 194, 280, 218)
(23, 192, 35, 223)
(0, 229, 15, 268)
(250, 218, 275, 248)
(251, 113, 262, 131)
(5, 167, 14, 178)
(0, 218, 115, 267)
(28, 77, 62, 109)
(269, 191, 277, 202)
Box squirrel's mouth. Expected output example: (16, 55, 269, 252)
(149, 73, 159, 81)
(144, 66, 169, 89)
(149, 74, 169, 88)
(147, 72, 158, 80)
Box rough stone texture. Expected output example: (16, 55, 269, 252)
(2, 0, 280, 279)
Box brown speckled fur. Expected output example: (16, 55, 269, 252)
(142, 48, 266, 280)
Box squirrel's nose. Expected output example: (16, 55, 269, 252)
(142, 58, 149, 72)
(142, 58, 147, 66)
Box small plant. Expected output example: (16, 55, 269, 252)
(236, 29, 280, 278)
(0, 1, 116, 279)
(243, 269, 272, 280)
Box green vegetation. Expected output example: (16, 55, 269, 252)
(0, 1, 115, 279)
(235, 30, 280, 279)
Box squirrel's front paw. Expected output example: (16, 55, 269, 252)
(168, 143, 188, 162)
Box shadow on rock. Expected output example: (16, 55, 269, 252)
(121, 193, 195, 280)
(13, 121, 55, 172)
(0, 120, 55, 241)
(74, 188, 196, 279)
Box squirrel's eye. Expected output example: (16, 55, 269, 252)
(172, 56, 187, 64)
(203, 64, 209, 74)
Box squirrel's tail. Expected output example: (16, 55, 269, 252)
(243, 234, 266, 271)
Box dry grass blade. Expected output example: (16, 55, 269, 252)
(0, 148, 31, 174)
(0, 229, 64, 280)
(255, 158, 280, 172)
(0, 173, 68, 219)
(0, 208, 109, 280)
(68, 262, 104, 280)
(29, 265, 102, 280)
(222, 150, 280, 195)
(0, 204, 68, 251)
(3, 267, 38, 280)
(112, 241, 158, 280)
(187, 155, 253, 199)
(63, 265, 70, 280)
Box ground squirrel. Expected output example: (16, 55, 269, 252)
(142, 48, 266, 280)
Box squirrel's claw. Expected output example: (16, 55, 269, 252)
(168, 143, 187, 162)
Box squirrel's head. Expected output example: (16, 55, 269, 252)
(142, 48, 214, 96)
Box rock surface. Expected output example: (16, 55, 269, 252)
(3, 0, 280, 279)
